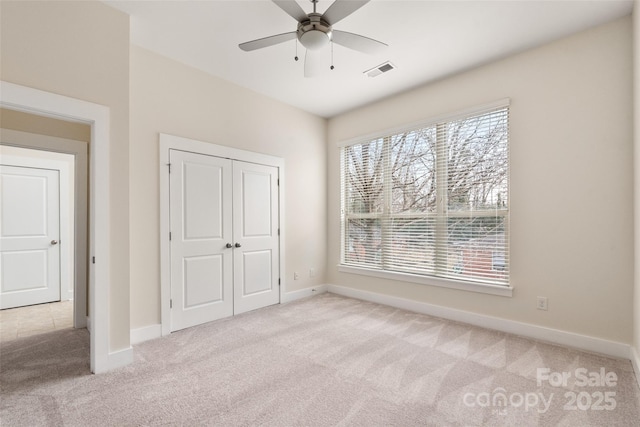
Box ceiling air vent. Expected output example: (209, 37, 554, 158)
(364, 61, 396, 78)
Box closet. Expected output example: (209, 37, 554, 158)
(168, 148, 280, 332)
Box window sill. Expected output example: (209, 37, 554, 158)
(337, 265, 513, 297)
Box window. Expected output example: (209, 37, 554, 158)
(340, 102, 509, 288)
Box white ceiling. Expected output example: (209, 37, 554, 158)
(105, 0, 633, 118)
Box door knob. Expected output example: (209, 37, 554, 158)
(51, 240, 58, 245)
(235, 243, 242, 248)
(225, 243, 233, 248)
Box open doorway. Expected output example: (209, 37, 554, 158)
(1, 81, 118, 373)
(1, 117, 89, 341)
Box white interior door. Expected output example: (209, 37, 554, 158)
(232, 161, 280, 314)
(169, 150, 233, 332)
(0, 165, 61, 309)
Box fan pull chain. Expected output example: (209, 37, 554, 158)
(330, 41, 335, 70)
(294, 39, 299, 61)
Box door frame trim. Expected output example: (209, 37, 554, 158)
(159, 133, 285, 336)
(1, 81, 113, 373)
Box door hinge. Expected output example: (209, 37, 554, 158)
(92, 256, 96, 264)
(168, 163, 172, 173)
(169, 231, 172, 241)
(170, 299, 173, 309)
(277, 178, 279, 186)
(278, 278, 281, 286)
(277, 228, 280, 236)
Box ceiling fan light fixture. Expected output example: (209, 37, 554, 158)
(239, 0, 388, 77)
(299, 29, 330, 50)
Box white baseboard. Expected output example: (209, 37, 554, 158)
(281, 284, 328, 303)
(327, 284, 631, 360)
(94, 346, 134, 373)
(131, 324, 162, 345)
(74, 314, 87, 329)
(105, 346, 134, 372)
(631, 346, 640, 391)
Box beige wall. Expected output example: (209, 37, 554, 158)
(328, 17, 634, 343)
(1, 108, 91, 142)
(1, 1, 131, 351)
(129, 47, 327, 329)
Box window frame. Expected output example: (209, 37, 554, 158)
(338, 99, 513, 297)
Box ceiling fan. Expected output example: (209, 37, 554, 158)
(239, 0, 387, 77)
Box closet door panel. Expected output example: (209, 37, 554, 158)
(169, 150, 233, 331)
(232, 161, 280, 314)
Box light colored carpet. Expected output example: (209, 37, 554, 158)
(1, 293, 639, 426)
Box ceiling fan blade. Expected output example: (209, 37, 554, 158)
(239, 32, 297, 52)
(332, 30, 387, 54)
(322, 0, 369, 25)
(272, 0, 308, 22)
(304, 49, 324, 78)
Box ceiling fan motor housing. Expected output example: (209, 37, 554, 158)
(297, 13, 332, 50)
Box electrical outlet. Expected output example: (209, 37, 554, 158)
(309, 268, 316, 278)
(537, 296, 548, 311)
(294, 272, 299, 280)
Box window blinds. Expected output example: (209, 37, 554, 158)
(341, 104, 509, 286)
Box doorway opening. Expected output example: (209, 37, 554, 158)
(1, 81, 115, 373)
(1, 124, 88, 341)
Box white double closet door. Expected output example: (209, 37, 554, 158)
(169, 149, 280, 332)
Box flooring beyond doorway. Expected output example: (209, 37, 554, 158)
(0, 300, 74, 343)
